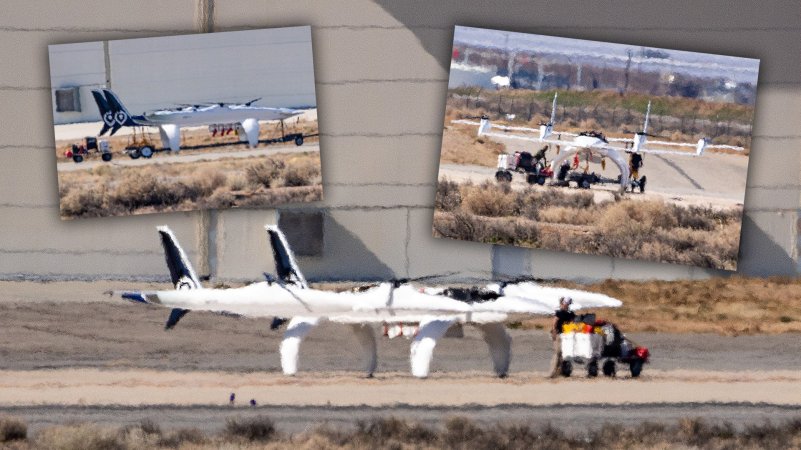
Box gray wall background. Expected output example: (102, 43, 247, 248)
(49, 26, 316, 125)
(0, 0, 799, 283)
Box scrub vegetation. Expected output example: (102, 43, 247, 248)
(4, 415, 801, 449)
(58, 152, 322, 219)
(434, 179, 742, 270)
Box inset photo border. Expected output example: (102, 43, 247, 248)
(435, 26, 760, 271)
(49, 26, 322, 220)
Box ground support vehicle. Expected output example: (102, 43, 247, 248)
(560, 314, 649, 378)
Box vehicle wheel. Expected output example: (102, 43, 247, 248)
(587, 360, 598, 378)
(639, 175, 647, 193)
(630, 359, 644, 378)
(505, 171, 513, 182)
(536, 175, 546, 186)
(72, 154, 83, 163)
(101, 152, 112, 162)
(602, 360, 616, 377)
(128, 148, 141, 159)
(495, 170, 511, 183)
(140, 146, 154, 158)
(526, 173, 537, 184)
(560, 360, 572, 377)
(294, 136, 304, 146)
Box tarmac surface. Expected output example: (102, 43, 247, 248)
(440, 127, 749, 208)
(56, 143, 319, 172)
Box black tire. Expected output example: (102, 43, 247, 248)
(140, 146, 154, 158)
(602, 360, 616, 377)
(294, 136, 304, 146)
(630, 359, 644, 378)
(72, 154, 83, 163)
(639, 175, 647, 193)
(536, 175, 546, 186)
(101, 152, 112, 162)
(128, 148, 141, 159)
(587, 360, 598, 378)
(560, 360, 572, 377)
(526, 173, 537, 184)
(495, 170, 512, 183)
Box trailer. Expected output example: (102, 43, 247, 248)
(495, 150, 553, 185)
(559, 314, 649, 378)
(64, 137, 112, 163)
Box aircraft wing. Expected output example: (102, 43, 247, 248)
(498, 282, 623, 311)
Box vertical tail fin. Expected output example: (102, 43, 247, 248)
(539, 93, 558, 141)
(102, 89, 137, 135)
(157, 226, 199, 330)
(91, 90, 114, 136)
(265, 225, 308, 288)
(157, 226, 202, 290)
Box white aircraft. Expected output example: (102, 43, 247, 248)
(453, 93, 745, 192)
(91, 89, 304, 152)
(113, 226, 622, 378)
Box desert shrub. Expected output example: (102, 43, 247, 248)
(282, 158, 320, 187)
(433, 211, 538, 246)
(60, 186, 107, 218)
(35, 423, 126, 450)
(224, 415, 277, 442)
(157, 427, 207, 448)
(436, 178, 463, 212)
(519, 188, 595, 210)
(352, 417, 437, 446)
(184, 168, 226, 199)
(227, 173, 248, 191)
(0, 416, 26, 442)
(110, 172, 185, 210)
(461, 182, 516, 217)
(537, 206, 596, 225)
(246, 158, 285, 188)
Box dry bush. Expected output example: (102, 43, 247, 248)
(157, 427, 208, 448)
(34, 423, 127, 450)
(436, 178, 462, 212)
(224, 415, 276, 442)
(0, 416, 26, 442)
(537, 206, 595, 226)
(282, 158, 321, 187)
(246, 158, 286, 189)
(433, 211, 538, 246)
(60, 186, 108, 218)
(461, 182, 516, 217)
(226, 173, 248, 191)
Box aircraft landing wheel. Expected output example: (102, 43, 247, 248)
(294, 136, 304, 146)
(128, 148, 141, 159)
(630, 359, 644, 378)
(495, 170, 512, 183)
(602, 360, 616, 377)
(587, 359, 599, 378)
(560, 360, 572, 377)
(140, 146, 154, 158)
